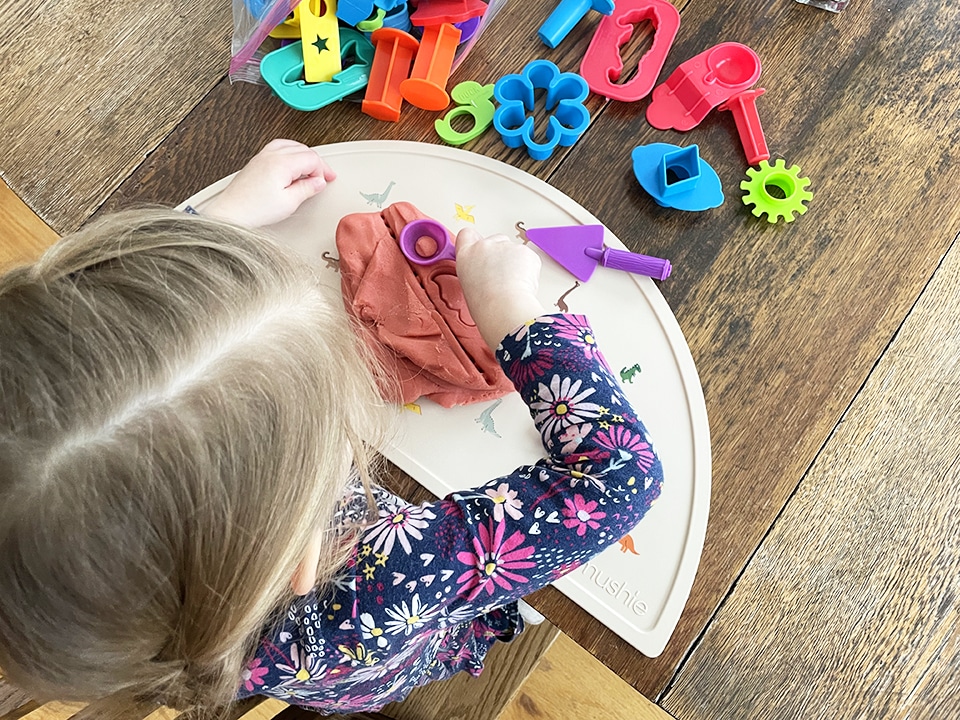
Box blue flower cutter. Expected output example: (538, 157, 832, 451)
(493, 60, 591, 161)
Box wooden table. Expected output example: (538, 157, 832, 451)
(4, 0, 960, 716)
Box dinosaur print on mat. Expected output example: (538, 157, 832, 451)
(360, 181, 396, 209)
(620, 364, 642, 384)
(555, 280, 581, 313)
(474, 398, 503, 437)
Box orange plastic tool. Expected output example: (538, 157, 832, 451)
(399, 22, 462, 111)
(362, 27, 420, 122)
(300, 0, 342, 83)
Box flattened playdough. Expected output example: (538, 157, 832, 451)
(337, 202, 514, 408)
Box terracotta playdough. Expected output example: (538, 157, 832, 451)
(336, 202, 514, 408)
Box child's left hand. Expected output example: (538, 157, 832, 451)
(200, 139, 336, 227)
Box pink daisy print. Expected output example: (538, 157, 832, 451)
(531, 375, 602, 440)
(484, 483, 523, 522)
(240, 657, 269, 692)
(456, 519, 536, 600)
(363, 496, 436, 555)
(561, 494, 606, 536)
(509, 319, 537, 343)
(595, 425, 656, 473)
(552, 315, 603, 360)
(508, 350, 554, 387)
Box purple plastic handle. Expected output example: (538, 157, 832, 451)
(584, 246, 672, 280)
(399, 219, 456, 265)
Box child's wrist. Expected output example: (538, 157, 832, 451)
(474, 293, 546, 350)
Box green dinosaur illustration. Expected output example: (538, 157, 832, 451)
(620, 363, 642, 384)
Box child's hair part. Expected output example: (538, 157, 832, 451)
(0, 209, 392, 710)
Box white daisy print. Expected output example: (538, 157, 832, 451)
(384, 594, 440, 636)
(359, 612, 389, 648)
(531, 375, 603, 441)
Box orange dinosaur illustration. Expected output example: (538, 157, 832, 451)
(618, 534, 640, 555)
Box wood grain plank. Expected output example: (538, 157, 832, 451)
(0, 0, 232, 232)
(381, 618, 559, 720)
(0, 178, 58, 267)
(142, 709, 180, 720)
(177, 698, 265, 720)
(235, 699, 288, 720)
(68, 700, 173, 720)
(0, 681, 34, 719)
(660, 229, 960, 718)
(537, 0, 960, 696)
(17, 703, 84, 720)
(499, 633, 675, 720)
(0, 702, 40, 720)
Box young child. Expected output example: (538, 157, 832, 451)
(0, 140, 663, 715)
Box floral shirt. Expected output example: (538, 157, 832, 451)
(237, 314, 663, 712)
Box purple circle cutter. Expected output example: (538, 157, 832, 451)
(399, 218, 456, 265)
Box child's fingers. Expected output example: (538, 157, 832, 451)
(317, 157, 337, 182)
(454, 226, 484, 253)
(285, 174, 330, 206)
(281, 149, 330, 185)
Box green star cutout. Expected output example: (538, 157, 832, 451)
(313, 36, 330, 53)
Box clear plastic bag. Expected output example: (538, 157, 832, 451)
(230, 0, 509, 85)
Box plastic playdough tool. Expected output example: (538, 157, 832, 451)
(646, 42, 761, 132)
(300, 0, 342, 83)
(399, 218, 457, 264)
(363, 27, 419, 122)
(525, 224, 672, 282)
(400, 22, 462, 111)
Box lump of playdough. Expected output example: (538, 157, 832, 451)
(336, 201, 514, 408)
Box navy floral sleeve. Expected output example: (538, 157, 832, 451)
(238, 314, 663, 712)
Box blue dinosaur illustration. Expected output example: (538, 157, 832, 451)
(475, 398, 503, 438)
(359, 181, 396, 208)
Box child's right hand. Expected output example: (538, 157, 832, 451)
(200, 139, 336, 227)
(455, 228, 547, 350)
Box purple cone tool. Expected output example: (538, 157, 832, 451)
(525, 224, 672, 282)
(399, 218, 456, 265)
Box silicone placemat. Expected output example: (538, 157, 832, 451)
(181, 140, 710, 657)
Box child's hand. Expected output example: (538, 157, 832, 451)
(200, 139, 336, 227)
(455, 228, 547, 349)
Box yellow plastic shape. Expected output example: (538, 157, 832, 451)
(269, 5, 302, 39)
(300, 0, 342, 83)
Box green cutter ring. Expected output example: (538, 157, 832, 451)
(740, 158, 813, 223)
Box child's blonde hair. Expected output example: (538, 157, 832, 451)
(0, 209, 391, 711)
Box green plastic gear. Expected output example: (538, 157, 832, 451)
(740, 158, 813, 223)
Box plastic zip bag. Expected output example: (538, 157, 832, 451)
(230, 0, 509, 85)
